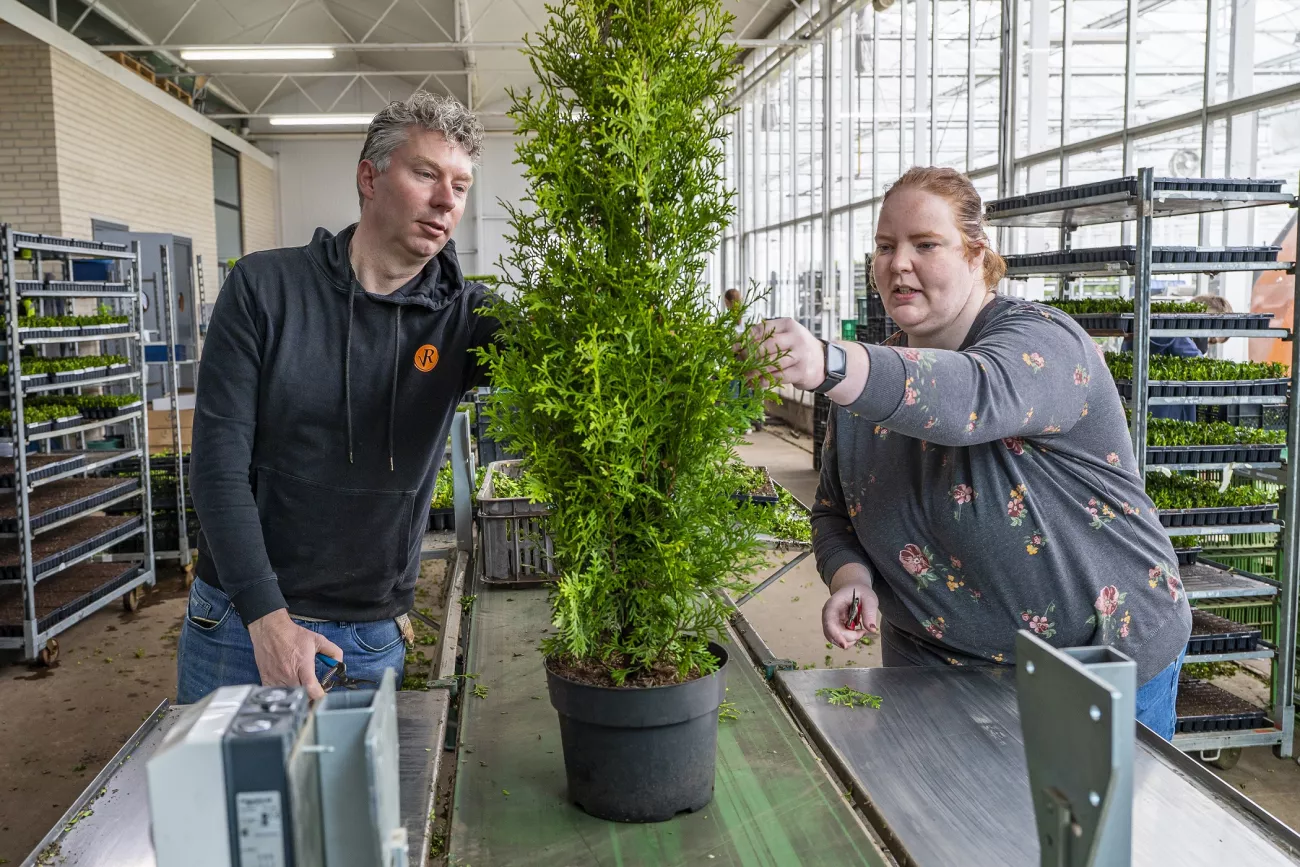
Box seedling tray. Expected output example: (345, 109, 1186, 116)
(1147, 444, 1285, 465)
(1187, 609, 1263, 654)
(429, 507, 456, 532)
(49, 366, 109, 384)
(1175, 546, 1202, 566)
(478, 460, 555, 586)
(15, 280, 129, 295)
(986, 177, 1286, 215)
(0, 477, 141, 531)
(0, 452, 86, 485)
(79, 401, 142, 420)
(1158, 503, 1278, 528)
(12, 232, 129, 253)
(0, 513, 143, 580)
(732, 465, 779, 505)
(0, 560, 141, 637)
(1005, 245, 1282, 271)
(1068, 312, 1275, 334)
(1115, 378, 1289, 398)
(1176, 677, 1270, 733)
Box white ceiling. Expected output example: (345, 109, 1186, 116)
(74, 0, 799, 132)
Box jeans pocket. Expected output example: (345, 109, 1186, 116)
(350, 619, 404, 654)
(186, 580, 234, 632)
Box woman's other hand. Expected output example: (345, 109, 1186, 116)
(747, 317, 824, 392)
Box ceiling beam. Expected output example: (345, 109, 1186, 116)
(96, 38, 815, 52)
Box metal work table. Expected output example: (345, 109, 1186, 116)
(23, 690, 447, 867)
(775, 666, 1300, 867)
(448, 587, 890, 866)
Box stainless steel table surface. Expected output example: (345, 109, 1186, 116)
(23, 689, 447, 867)
(776, 666, 1300, 867)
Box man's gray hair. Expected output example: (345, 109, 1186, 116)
(357, 91, 484, 208)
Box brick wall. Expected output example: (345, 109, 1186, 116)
(0, 43, 60, 233)
(47, 48, 220, 275)
(240, 154, 279, 254)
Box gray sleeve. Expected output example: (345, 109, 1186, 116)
(846, 307, 1099, 447)
(811, 409, 873, 587)
(189, 266, 284, 625)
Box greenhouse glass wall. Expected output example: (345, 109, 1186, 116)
(712, 0, 1300, 398)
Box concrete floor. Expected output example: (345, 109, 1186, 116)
(0, 425, 1297, 862)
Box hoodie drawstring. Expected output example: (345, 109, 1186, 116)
(389, 305, 402, 472)
(344, 284, 356, 464)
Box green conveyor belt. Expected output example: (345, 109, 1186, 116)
(448, 587, 888, 866)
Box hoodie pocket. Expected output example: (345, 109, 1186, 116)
(254, 466, 415, 608)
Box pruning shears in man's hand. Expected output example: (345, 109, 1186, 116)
(316, 652, 378, 693)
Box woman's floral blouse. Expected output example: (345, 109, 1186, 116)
(811, 295, 1192, 684)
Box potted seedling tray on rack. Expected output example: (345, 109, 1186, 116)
(1146, 473, 1279, 528)
(1107, 352, 1290, 399)
(986, 176, 1286, 216)
(428, 462, 456, 531)
(0, 452, 86, 486)
(0, 560, 140, 638)
(1170, 536, 1202, 566)
(1045, 299, 1275, 334)
(1176, 677, 1270, 733)
(1187, 609, 1263, 655)
(0, 513, 143, 580)
(1006, 245, 1281, 272)
(728, 464, 778, 505)
(0, 477, 141, 532)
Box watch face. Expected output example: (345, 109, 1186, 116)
(828, 342, 847, 377)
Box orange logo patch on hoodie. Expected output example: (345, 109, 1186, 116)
(414, 344, 439, 372)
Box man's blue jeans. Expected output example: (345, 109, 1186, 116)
(176, 577, 407, 704)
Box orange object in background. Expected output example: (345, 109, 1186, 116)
(1249, 215, 1297, 369)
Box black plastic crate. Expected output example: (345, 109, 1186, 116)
(1157, 503, 1278, 528)
(813, 393, 832, 472)
(429, 507, 456, 532)
(1146, 444, 1284, 466)
(1176, 678, 1270, 733)
(1186, 610, 1263, 655)
(1069, 312, 1276, 334)
(855, 292, 899, 345)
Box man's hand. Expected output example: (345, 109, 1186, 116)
(746, 318, 825, 392)
(247, 609, 343, 700)
(823, 564, 880, 649)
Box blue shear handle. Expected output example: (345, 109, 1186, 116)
(316, 652, 341, 668)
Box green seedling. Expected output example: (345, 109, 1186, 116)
(718, 701, 739, 721)
(815, 685, 883, 709)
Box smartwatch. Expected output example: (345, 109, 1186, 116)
(813, 340, 847, 395)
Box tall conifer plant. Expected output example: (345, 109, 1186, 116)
(481, 0, 771, 684)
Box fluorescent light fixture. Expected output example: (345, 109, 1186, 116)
(268, 114, 375, 126)
(180, 47, 336, 61)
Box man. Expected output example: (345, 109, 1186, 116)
(177, 92, 497, 703)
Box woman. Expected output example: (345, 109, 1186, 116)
(753, 167, 1192, 739)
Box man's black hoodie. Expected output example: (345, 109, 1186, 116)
(190, 224, 497, 625)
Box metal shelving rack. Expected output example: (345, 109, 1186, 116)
(986, 167, 1299, 760)
(0, 227, 155, 664)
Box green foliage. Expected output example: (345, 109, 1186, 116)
(477, 0, 772, 684)
(1047, 298, 1207, 315)
(1145, 417, 1287, 447)
(28, 393, 139, 411)
(431, 463, 453, 509)
(1183, 661, 1239, 680)
(751, 487, 811, 542)
(1169, 535, 1202, 549)
(1106, 352, 1286, 382)
(1145, 473, 1278, 510)
(815, 685, 883, 709)
(20, 354, 129, 376)
(718, 700, 739, 721)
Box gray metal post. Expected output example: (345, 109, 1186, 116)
(913, 0, 930, 167)
(158, 246, 190, 565)
(822, 4, 834, 338)
(966, 0, 976, 171)
(1017, 631, 1136, 867)
(134, 242, 156, 582)
(1278, 184, 1300, 761)
(997, 0, 1018, 198)
(2, 227, 36, 659)
(450, 411, 474, 553)
(1130, 169, 1154, 476)
(1058, 0, 1072, 186)
(1121, 0, 1139, 171)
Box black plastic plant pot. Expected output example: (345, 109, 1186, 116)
(545, 642, 728, 823)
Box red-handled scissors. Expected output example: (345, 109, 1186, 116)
(846, 588, 866, 631)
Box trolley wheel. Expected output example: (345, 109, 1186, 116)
(1209, 748, 1243, 770)
(38, 639, 59, 667)
(123, 587, 142, 612)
